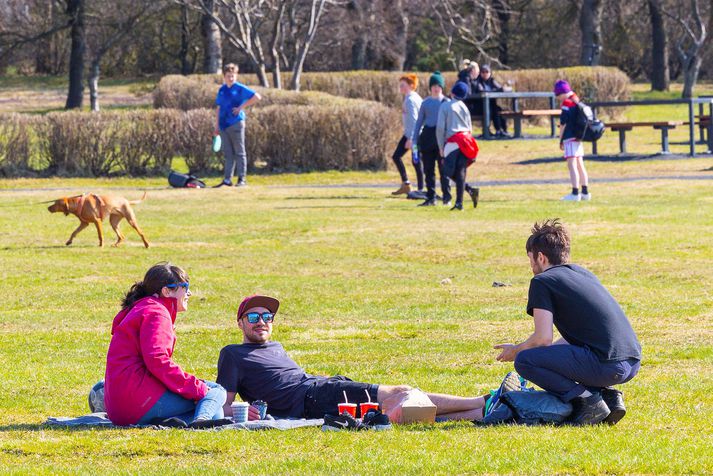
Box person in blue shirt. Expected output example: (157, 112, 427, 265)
(214, 63, 261, 187)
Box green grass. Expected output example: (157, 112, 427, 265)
(1, 155, 713, 474)
(0, 81, 712, 474)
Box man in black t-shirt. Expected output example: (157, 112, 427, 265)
(494, 220, 641, 425)
(217, 295, 490, 422)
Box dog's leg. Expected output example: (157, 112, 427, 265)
(66, 221, 89, 246)
(109, 214, 125, 247)
(125, 210, 150, 248)
(92, 219, 104, 247)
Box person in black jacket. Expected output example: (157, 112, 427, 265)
(473, 64, 509, 138)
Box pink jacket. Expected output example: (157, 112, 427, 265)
(104, 296, 208, 425)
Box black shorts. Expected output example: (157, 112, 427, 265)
(303, 376, 379, 418)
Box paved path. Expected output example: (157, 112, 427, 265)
(0, 174, 711, 194)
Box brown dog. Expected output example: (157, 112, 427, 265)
(48, 192, 150, 248)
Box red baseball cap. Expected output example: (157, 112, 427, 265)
(237, 295, 280, 320)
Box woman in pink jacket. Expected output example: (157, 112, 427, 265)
(104, 262, 229, 428)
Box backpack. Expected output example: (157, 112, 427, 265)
(168, 171, 206, 188)
(574, 101, 605, 142)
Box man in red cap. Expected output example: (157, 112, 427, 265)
(217, 295, 492, 422)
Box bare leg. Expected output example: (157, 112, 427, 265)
(66, 221, 88, 246)
(566, 157, 580, 189)
(576, 156, 589, 187)
(377, 385, 484, 421)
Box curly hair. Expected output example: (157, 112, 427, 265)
(525, 219, 570, 265)
(399, 73, 419, 90)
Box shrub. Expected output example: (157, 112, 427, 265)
(0, 113, 38, 176)
(154, 67, 630, 114)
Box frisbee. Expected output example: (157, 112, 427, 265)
(212, 134, 222, 153)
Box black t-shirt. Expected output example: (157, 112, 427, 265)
(527, 264, 642, 362)
(216, 341, 318, 418)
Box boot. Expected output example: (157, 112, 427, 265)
(602, 387, 626, 425)
(391, 182, 411, 195)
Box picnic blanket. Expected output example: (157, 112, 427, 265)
(45, 413, 324, 431)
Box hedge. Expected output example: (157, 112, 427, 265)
(0, 100, 399, 177)
(154, 67, 630, 115)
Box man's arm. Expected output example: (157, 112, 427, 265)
(494, 308, 554, 361)
(223, 391, 261, 420)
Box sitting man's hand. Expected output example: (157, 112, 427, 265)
(247, 405, 261, 421)
(494, 343, 518, 362)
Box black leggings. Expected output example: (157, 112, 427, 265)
(421, 148, 451, 202)
(392, 135, 424, 190)
(444, 150, 474, 206)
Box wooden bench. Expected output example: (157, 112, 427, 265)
(500, 109, 561, 137)
(601, 121, 683, 155)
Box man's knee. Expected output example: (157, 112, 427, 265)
(514, 349, 535, 376)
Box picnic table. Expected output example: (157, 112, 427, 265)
(589, 98, 713, 156)
(470, 91, 557, 139)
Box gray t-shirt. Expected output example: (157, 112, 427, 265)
(412, 95, 446, 142)
(402, 91, 422, 138)
(436, 98, 472, 150)
(216, 341, 318, 417)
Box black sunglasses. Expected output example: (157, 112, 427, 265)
(243, 312, 274, 324)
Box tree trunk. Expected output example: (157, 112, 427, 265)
(579, 0, 603, 66)
(648, 0, 670, 91)
(290, 0, 327, 91)
(682, 54, 703, 99)
(201, 0, 222, 74)
(271, 1, 286, 89)
(350, 0, 369, 69)
(179, 4, 193, 75)
(65, 0, 86, 109)
(390, 0, 409, 70)
(493, 0, 511, 65)
(88, 58, 100, 112)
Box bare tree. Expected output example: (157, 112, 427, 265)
(288, 0, 329, 89)
(431, 0, 502, 68)
(579, 0, 603, 66)
(648, 0, 670, 91)
(666, 0, 711, 98)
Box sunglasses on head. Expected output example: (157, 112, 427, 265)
(165, 282, 190, 292)
(242, 312, 275, 324)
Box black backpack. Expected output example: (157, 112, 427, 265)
(168, 171, 206, 188)
(574, 101, 605, 142)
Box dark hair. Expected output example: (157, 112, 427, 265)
(525, 219, 570, 265)
(222, 63, 238, 74)
(121, 262, 189, 310)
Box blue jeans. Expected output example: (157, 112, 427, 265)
(138, 381, 226, 425)
(514, 345, 640, 402)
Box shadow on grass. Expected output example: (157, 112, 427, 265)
(0, 423, 121, 432)
(284, 195, 373, 200)
(275, 205, 377, 210)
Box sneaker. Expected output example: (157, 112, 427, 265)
(188, 418, 233, 429)
(601, 387, 626, 425)
(580, 192, 592, 201)
(484, 371, 523, 417)
(213, 180, 232, 188)
(442, 200, 451, 207)
(561, 193, 581, 202)
(467, 187, 480, 208)
(321, 412, 364, 431)
(361, 410, 392, 431)
(569, 392, 611, 426)
(391, 182, 411, 195)
(149, 417, 187, 428)
(236, 177, 247, 187)
(418, 198, 437, 207)
(450, 203, 463, 211)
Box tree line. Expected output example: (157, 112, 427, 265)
(1, 0, 712, 109)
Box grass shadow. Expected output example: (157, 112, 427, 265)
(515, 153, 695, 165)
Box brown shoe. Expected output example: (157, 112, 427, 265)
(391, 182, 411, 195)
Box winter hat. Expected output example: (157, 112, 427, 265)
(429, 71, 445, 89)
(554, 80, 572, 96)
(451, 81, 469, 100)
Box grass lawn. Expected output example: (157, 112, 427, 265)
(0, 80, 712, 474)
(1, 159, 712, 474)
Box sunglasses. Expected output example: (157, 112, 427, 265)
(242, 312, 275, 324)
(165, 282, 190, 292)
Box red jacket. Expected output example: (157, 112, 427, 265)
(104, 296, 208, 425)
(446, 131, 479, 167)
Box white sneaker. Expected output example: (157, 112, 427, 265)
(561, 193, 581, 202)
(581, 193, 592, 201)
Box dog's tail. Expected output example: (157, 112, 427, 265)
(129, 191, 148, 205)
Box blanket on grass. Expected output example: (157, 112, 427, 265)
(45, 413, 324, 431)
